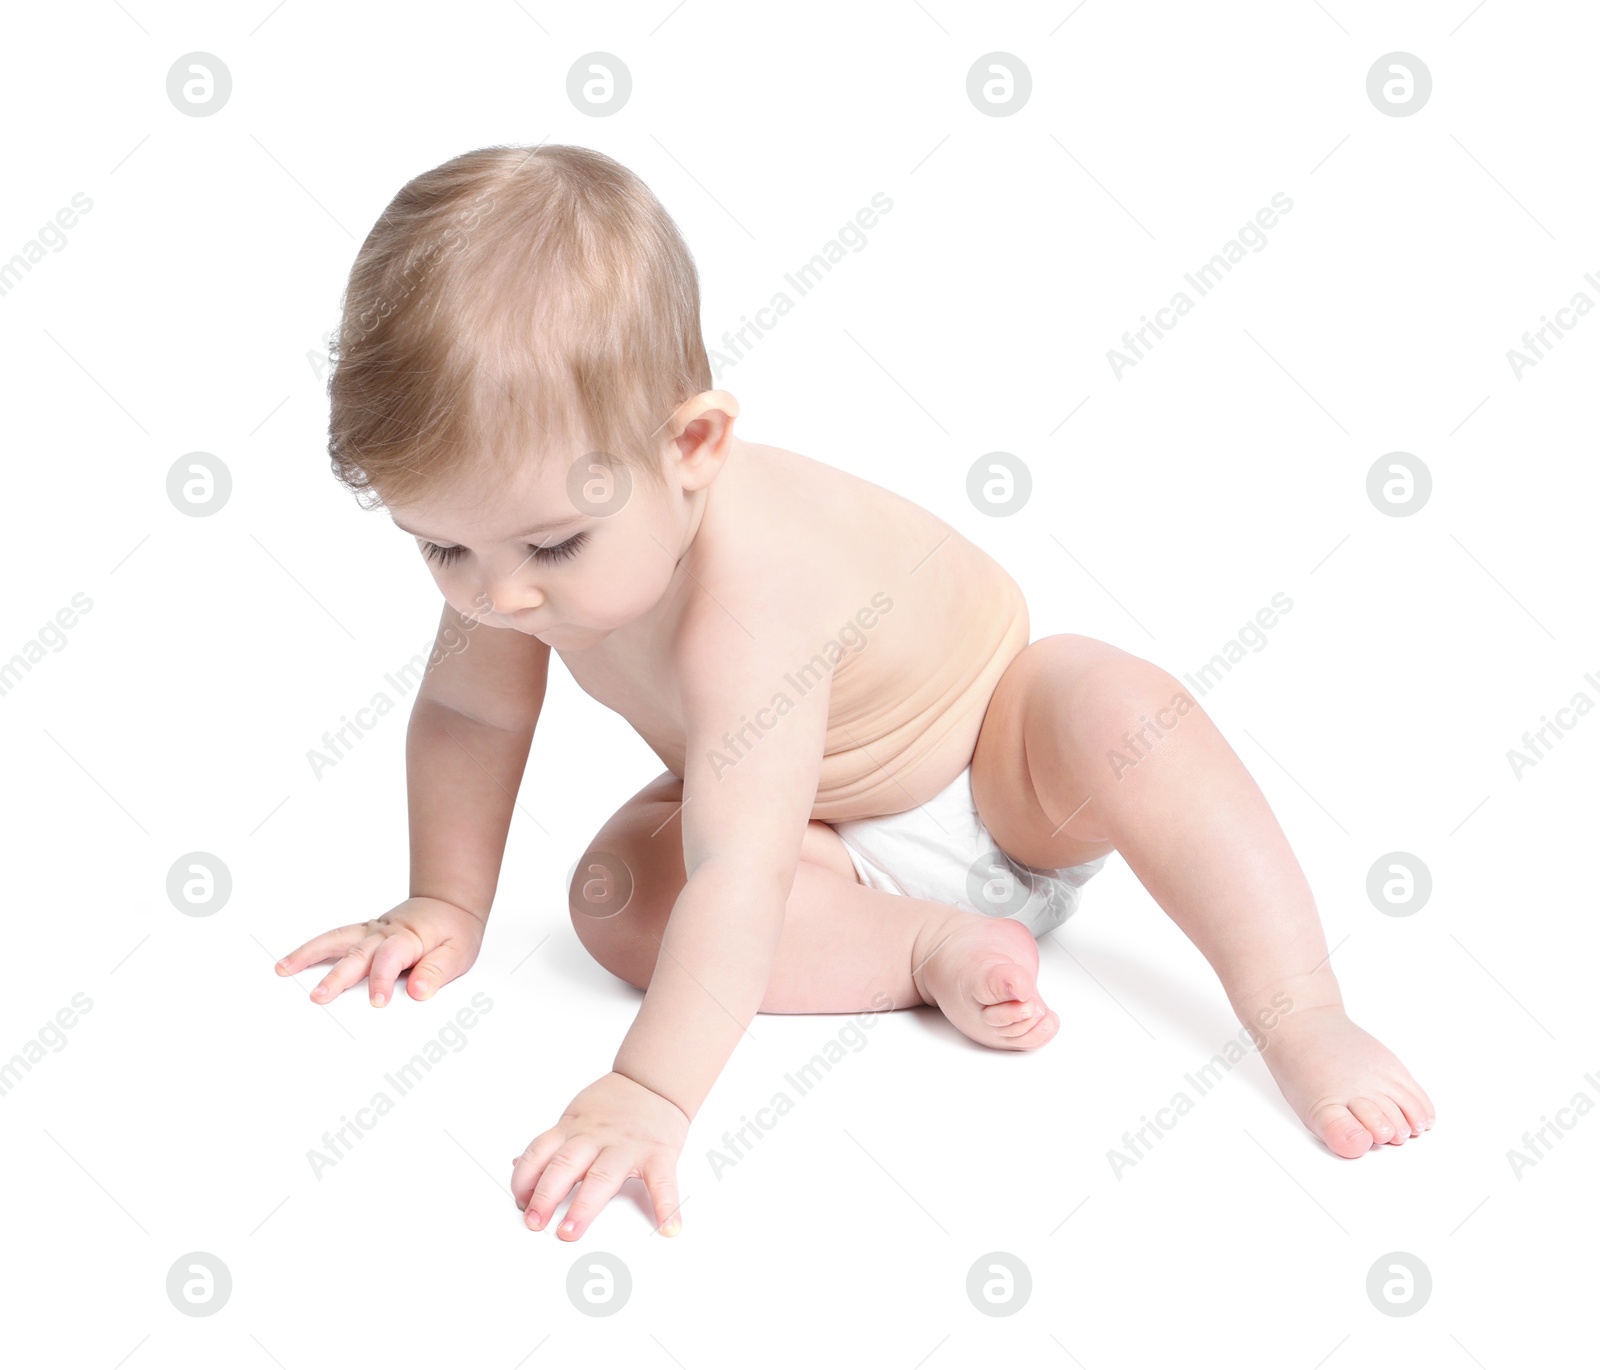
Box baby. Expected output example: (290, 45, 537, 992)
(276, 143, 1434, 1241)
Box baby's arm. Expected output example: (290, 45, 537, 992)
(511, 602, 833, 1238)
(612, 616, 833, 1118)
(402, 603, 551, 921)
(276, 602, 551, 1004)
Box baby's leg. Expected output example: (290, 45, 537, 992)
(571, 772, 1057, 1049)
(771, 866, 1061, 1050)
(969, 634, 1437, 1159)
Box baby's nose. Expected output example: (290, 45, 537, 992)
(481, 576, 541, 616)
(482, 562, 540, 606)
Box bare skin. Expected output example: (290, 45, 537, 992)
(276, 392, 1434, 1243)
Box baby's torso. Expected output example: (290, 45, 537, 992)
(555, 440, 1030, 822)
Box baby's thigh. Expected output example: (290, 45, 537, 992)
(801, 820, 863, 885)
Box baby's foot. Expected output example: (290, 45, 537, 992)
(1255, 1003, 1436, 1158)
(909, 908, 1058, 1050)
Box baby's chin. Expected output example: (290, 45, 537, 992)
(531, 622, 612, 648)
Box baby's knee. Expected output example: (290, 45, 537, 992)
(1036, 639, 1193, 746)
(567, 850, 661, 988)
(1101, 655, 1193, 727)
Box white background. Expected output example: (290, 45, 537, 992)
(2, 0, 1595, 1364)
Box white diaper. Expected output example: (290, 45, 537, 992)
(830, 765, 1108, 939)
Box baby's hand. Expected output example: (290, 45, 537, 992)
(274, 896, 486, 1006)
(511, 1072, 689, 1240)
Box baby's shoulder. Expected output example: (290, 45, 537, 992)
(668, 444, 881, 651)
(709, 439, 939, 559)
(714, 440, 1012, 589)
(680, 437, 1013, 648)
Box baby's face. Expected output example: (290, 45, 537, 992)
(386, 447, 689, 649)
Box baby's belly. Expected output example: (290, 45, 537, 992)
(809, 604, 1031, 824)
(624, 529, 1033, 825)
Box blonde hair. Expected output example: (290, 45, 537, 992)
(325, 143, 712, 511)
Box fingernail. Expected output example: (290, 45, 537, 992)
(371, 995, 385, 1007)
(527, 1211, 543, 1230)
(559, 1219, 575, 1234)
(413, 980, 429, 997)
(663, 1216, 681, 1236)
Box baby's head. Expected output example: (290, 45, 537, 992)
(326, 143, 734, 645)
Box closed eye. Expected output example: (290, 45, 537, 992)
(420, 532, 588, 568)
(421, 541, 467, 568)
(529, 531, 587, 564)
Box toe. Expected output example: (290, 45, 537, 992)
(1346, 1096, 1396, 1146)
(1001, 1009, 1058, 1051)
(1399, 1079, 1436, 1129)
(1392, 1091, 1429, 1135)
(972, 958, 1039, 1010)
(981, 997, 1043, 1028)
(1378, 1097, 1411, 1145)
(1311, 1102, 1376, 1159)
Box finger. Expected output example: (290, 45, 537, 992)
(524, 1138, 601, 1231)
(407, 937, 473, 1002)
(643, 1158, 684, 1237)
(310, 933, 385, 1002)
(368, 929, 425, 1007)
(556, 1146, 635, 1241)
(274, 923, 376, 977)
(510, 1129, 567, 1209)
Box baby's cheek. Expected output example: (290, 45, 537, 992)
(593, 552, 671, 623)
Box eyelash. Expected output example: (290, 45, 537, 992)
(421, 532, 587, 568)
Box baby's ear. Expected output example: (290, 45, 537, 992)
(672, 394, 737, 474)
